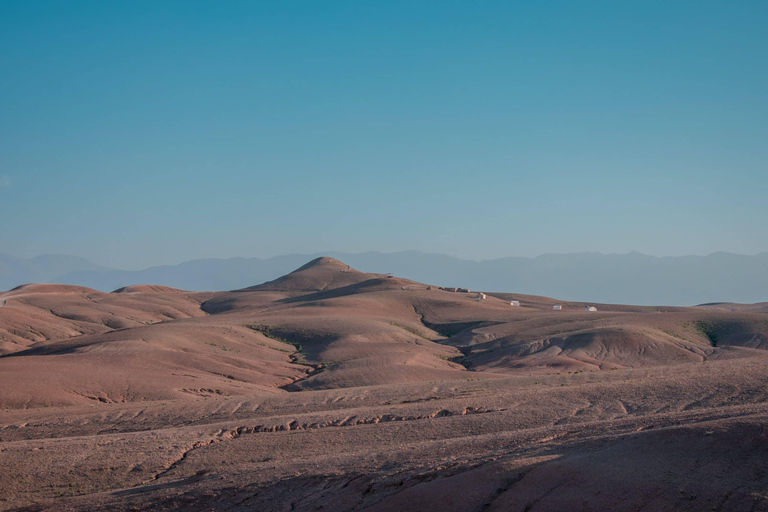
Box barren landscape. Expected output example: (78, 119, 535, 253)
(2, 257, 768, 511)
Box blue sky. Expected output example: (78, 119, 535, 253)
(1, 1, 766, 269)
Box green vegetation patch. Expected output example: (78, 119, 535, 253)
(390, 322, 434, 340)
(695, 321, 719, 347)
(246, 324, 305, 355)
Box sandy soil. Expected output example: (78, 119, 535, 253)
(1, 257, 767, 511)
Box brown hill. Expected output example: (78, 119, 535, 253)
(112, 284, 189, 294)
(0, 284, 209, 355)
(246, 256, 374, 292)
(2, 257, 768, 510)
(4, 283, 101, 296)
(3, 258, 768, 401)
(696, 301, 768, 313)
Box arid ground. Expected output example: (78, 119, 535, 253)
(1, 257, 767, 511)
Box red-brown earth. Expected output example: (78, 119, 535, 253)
(1, 257, 767, 511)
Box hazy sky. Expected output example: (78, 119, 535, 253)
(2, 1, 767, 269)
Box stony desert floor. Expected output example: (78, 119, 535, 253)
(1, 257, 767, 511)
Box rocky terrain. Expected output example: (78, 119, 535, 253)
(1, 257, 767, 511)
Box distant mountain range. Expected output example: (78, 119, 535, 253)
(2, 251, 767, 306)
(0, 254, 111, 289)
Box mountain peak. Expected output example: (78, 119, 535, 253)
(296, 256, 348, 271)
(246, 257, 369, 292)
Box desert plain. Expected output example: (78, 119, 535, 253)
(1, 257, 767, 511)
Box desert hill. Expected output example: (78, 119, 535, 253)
(2, 258, 768, 404)
(4, 251, 768, 305)
(696, 301, 768, 313)
(2, 257, 768, 510)
(246, 257, 375, 292)
(112, 284, 190, 294)
(0, 283, 209, 355)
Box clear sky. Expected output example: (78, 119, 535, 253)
(1, 1, 767, 269)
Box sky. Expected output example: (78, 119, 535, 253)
(1, 1, 767, 270)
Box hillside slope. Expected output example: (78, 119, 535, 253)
(2, 257, 768, 510)
(2, 257, 768, 408)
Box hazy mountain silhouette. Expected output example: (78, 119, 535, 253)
(0, 253, 111, 291)
(1, 251, 767, 306)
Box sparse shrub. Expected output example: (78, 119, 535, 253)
(695, 321, 719, 347)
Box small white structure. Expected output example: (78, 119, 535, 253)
(553, 305, 562, 310)
(510, 300, 520, 307)
(585, 306, 597, 312)
(476, 293, 487, 301)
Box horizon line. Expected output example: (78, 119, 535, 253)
(4, 249, 768, 273)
